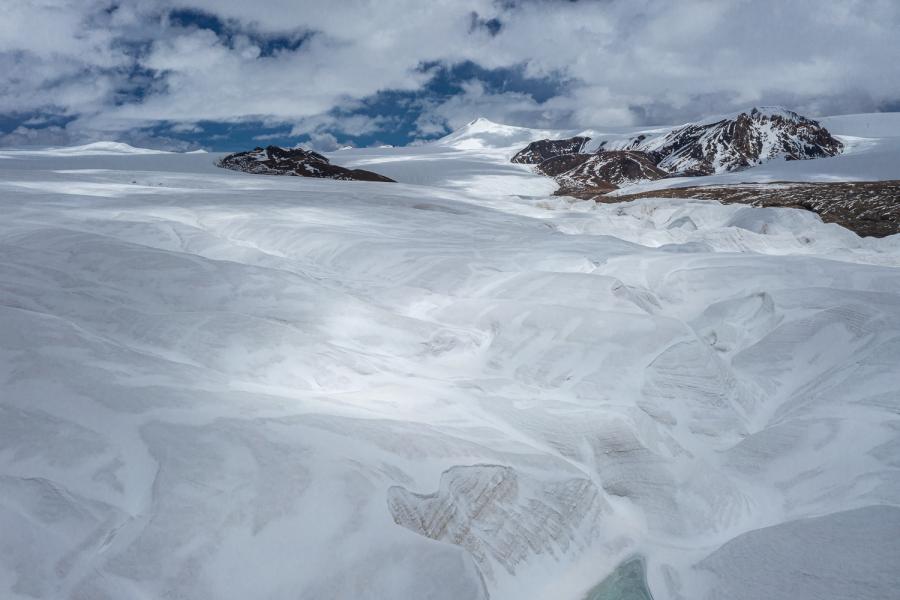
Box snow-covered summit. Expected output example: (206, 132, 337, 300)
(640, 106, 842, 173)
(689, 105, 806, 127)
(20, 141, 172, 156)
(437, 117, 565, 151)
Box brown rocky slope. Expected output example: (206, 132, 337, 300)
(608, 181, 900, 238)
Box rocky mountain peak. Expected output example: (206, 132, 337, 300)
(648, 107, 843, 174)
(510, 107, 844, 193)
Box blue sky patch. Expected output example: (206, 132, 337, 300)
(104, 60, 568, 151)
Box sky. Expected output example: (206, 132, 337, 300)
(2, 0, 900, 151)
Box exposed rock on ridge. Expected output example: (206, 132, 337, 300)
(611, 180, 900, 238)
(511, 107, 844, 193)
(510, 136, 591, 164)
(537, 151, 668, 196)
(217, 145, 395, 182)
(644, 107, 844, 175)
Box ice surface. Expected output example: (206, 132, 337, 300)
(696, 506, 900, 600)
(0, 116, 899, 600)
(583, 557, 653, 600)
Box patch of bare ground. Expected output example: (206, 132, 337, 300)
(584, 180, 900, 238)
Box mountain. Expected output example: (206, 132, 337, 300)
(512, 107, 843, 183)
(536, 150, 668, 196)
(640, 107, 844, 175)
(511, 107, 845, 192)
(437, 117, 560, 151)
(218, 145, 395, 182)
(0, 141, 172, 156)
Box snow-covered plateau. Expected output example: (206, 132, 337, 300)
(1, 113, 899, 600)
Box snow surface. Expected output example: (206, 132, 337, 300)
(697, 505, 900, 600)
(1, 118, 899, 600)
(0, 141, 171, 158)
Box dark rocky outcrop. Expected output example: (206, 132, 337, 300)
(537, 151, 668, 197)
(510, 136, 591, 164)
(217, 145, 395, 182)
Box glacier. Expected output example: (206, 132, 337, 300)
(0, 114, 899, 599)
